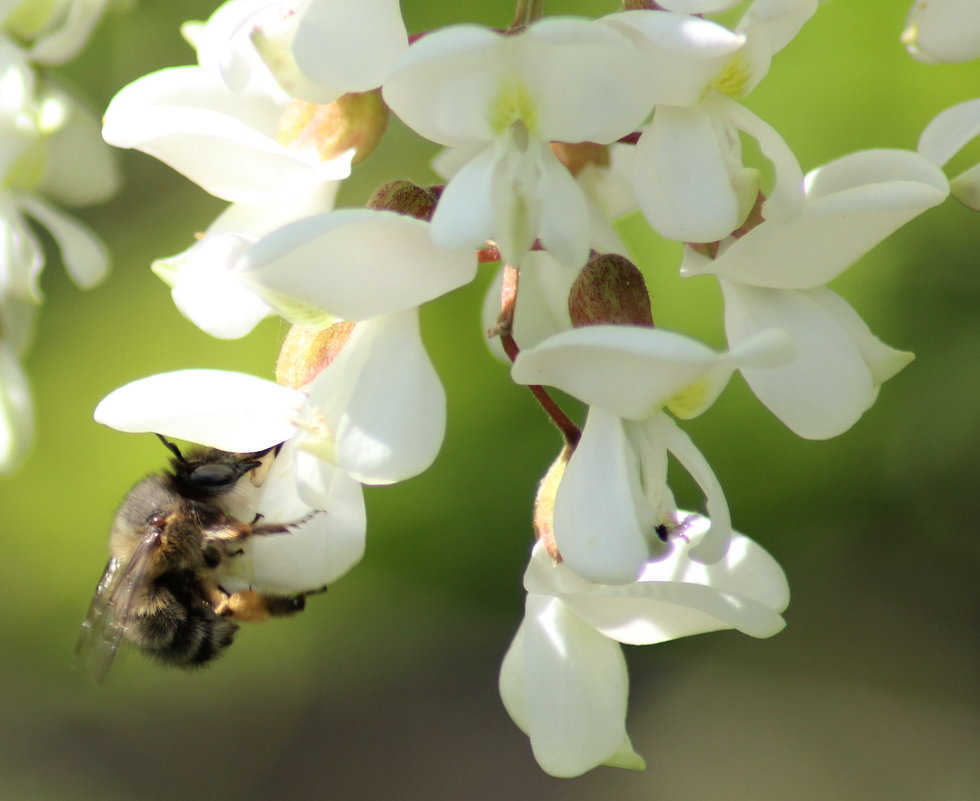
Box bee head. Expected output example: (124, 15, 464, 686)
(157, 435, 264, 497)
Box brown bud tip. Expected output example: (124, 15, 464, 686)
(568, 252, 654, 328)
(366, 180, 438, 220)
(277, 90, 388, 165)
(533, 445, 572, 563)
(276, 321, 356, 388)
(549, 142, 610, 178)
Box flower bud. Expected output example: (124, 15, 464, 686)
(568, 253, 654, 328)
(277, 90, 388, 166)
(533, 445, 571, 562)
(276, 321, 356, 389)
(366, 180, 438, 221)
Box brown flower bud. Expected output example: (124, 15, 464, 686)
(568, 252, 654, 328)
(277, 90, 388, 165)
(276, 321, 356, 389)
(366, 180, 438, 221)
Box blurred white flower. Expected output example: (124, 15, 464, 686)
(500, 517, 789, 776)
(902, 0, 980, 63)
(1, 0, 109, 65)
(917, 98, 980, 210)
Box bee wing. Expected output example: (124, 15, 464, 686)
(74, 532, 160, 683)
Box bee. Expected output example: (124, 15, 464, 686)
(76, 435, 317, 682)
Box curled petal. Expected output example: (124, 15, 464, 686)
(94, 369, 303, 451)
(525, 515, 789, 644)
(512, 325, 733, 420)
(499, 595, 634, 778)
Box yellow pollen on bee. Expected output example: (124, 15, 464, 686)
(488, 78, 540, 138)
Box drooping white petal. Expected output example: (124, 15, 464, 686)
(501, 594, 633, 778)
(291, 0, 407, 95)
(243, 209, 476, 321)
(553, 407, 653, 585)
(429, 140, 499, 253)
(722, 282, 885, 439)
(0, 342, 33, 475)
(512, 325, 732, 421)
(918, 98, 980, 169)
(524, 514, 788, 644)
(305, 310, 445, 484)
(903, 0, 980, 63)
(736, 0, 818, 90)
(951, 162, 980, 210)
(17, 195, 108, 289)
(691, 149, 949, 289)
(94, 369, 303, 451)
(660, 416, 731, 563)
(633, 105, 749, 243)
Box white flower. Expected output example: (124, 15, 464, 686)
(605, 1, 815, 242)
(902, 0, 980, 64)
(152, 182, 340, 339)
(101, 9, 353, 204)
(918, 98, 980, 210)
(499, 518, 789, 777)
(512, 325, 792, 580)
(383, 19, 651, 267)
(1, 0, 109, 65)
(239, 208, 476, 483)
(681, 149, 949, 438)
(244, 0, 407, 103)
(0, 339, 33, 474)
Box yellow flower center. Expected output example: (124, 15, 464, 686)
(488, 76, 539, 137)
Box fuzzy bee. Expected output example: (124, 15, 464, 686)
(76, 436, 318, 682)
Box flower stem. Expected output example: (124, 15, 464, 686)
(495, 264, 581, 449)
(510, 0, 545, 31)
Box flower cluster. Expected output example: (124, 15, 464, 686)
(0, 0, 119, 473)
(89, 0, 979, 778)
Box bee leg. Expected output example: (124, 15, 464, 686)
(217, 588, 315, 622)
(251, 510, 323, 536)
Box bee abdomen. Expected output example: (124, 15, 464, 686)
(129, 571, 238, 668)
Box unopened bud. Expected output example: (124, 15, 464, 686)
(549, 142, 610, 178)
(277, 90, 388, 165)
(533, 445, 571, 562)
(366, 180, 438, 221)
(276, 321, 356, 388)
(568, 252, 654, 328)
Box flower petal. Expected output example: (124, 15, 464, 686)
(722, 282, 881, 439)
(94, 369, 303, 451)
(553, 406, 653, 585)
(17, 195, 109, 289)
(306, 310, 445, 484)
(511, 594, 632, 778)
(918, 98, 980, 169)
(243, 209, 476, 321)
(0, 343, 34, 475)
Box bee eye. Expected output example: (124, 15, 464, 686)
(187, 463, 242, 487)
(147, 512, 167, 529)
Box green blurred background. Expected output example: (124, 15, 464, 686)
(1, 1, 977, 799)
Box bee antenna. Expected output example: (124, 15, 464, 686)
(156, 434, 187, 463)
